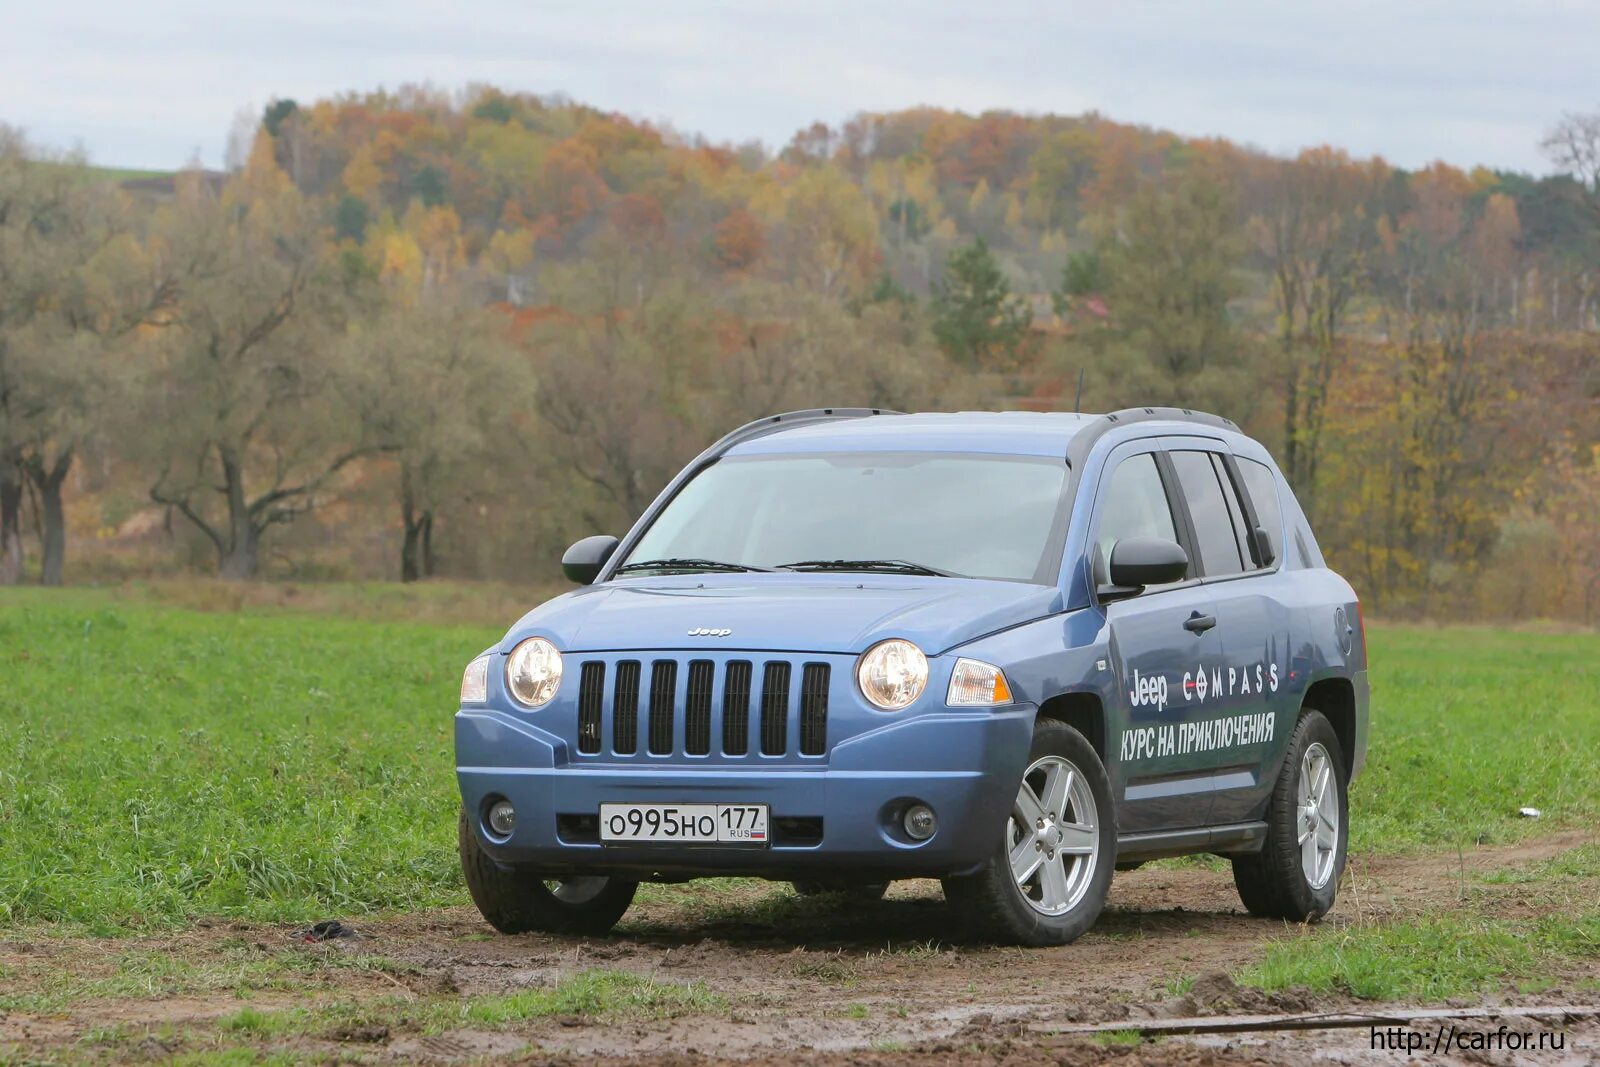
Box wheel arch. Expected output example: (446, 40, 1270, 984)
(1036, 690, 1107, 765)
(1301, 675, 1357, 779)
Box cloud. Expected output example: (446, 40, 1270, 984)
(1, 0, 1590, 172)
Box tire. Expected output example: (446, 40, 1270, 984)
(457, 807, 637, 936)
(1231, 710, 1348, 922)
(942, 719, 1116, 946)
(791, 881, 889, 901)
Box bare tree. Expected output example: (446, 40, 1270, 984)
(0, 465, 19, 584)
(1360, 167, 1524, 614)
(344, 284, 526, 580)
(141, 166, 381, 579)
(525, 226, 710, 530)
(1248, 148, 1387, 519)
(1088, 166, 1250, 415)
(0, 127, 152, 584)
(0, 125, 47, 584)
(1543, 110, 1600, 223)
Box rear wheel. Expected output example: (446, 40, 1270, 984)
(943, 719, 1115, 946)
(458, 807, 636, 936)
(1231, 710, 1348, 921)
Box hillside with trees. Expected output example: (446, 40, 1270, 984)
(1, 86, 1596, 621)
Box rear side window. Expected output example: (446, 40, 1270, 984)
(1169, 451, 1247, 577)
(1237, 458, 1283, 568)
(1215, 455, 1253, 558)
(1095, 452, 1178, 571)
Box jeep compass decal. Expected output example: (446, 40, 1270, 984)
(1128, 659, 1279, 714)
(1120, 659, 1283, 761)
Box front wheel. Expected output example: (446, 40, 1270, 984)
(1231, 710, 1348, 922)
(943, 719, 1116, 946)
(458, 807, 636, 936)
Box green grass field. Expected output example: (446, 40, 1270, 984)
(0, 590, 498, 930)
(1, 589, 1597, 931)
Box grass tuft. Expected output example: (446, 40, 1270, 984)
(219, 1007, 281, 1035)
(1238, 911, 1600, 1001)
(1092, 1029, 1142, 1047)
(441, 969, 722, 1027)
(1160, 974, 1195, 998)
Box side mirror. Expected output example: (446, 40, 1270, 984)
(1101, 536, 1189, 602)
(1251, 526, 1276, 567)
(562, 535, 619, 585)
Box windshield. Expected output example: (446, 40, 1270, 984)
(619, 452, 1069, 583)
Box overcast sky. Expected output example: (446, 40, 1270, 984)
(2, 0, 1594, 174)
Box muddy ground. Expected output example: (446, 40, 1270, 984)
(3, 833, 1597, 1064)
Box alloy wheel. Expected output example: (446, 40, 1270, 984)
(1297, 742, 1339, 889)
(1007, 754, 1100, 915)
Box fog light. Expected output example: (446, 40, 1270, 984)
(487, 799, 517, 837)
(903, 803, 937, 841)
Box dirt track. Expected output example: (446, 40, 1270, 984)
(3, 834, 1597, 1064)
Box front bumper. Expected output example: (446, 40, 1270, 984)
(456, 704, 1034, 880)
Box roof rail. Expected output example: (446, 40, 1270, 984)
(1103, 406, 1236, 431)
(1066, 406, 1239, 468)
(703, 407, 905, 457)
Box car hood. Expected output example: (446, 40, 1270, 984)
(500, 574, 1064, 657)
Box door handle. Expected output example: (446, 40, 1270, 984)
(1183, 612, 1217, 634)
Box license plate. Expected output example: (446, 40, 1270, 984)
(599, 803, 768, 845)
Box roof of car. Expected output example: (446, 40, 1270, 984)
(725, 411, 1100, 458)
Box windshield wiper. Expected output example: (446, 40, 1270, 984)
(777, 559, 965, 578)
(614, 557, 773, 574)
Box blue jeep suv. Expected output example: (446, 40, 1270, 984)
(455, 407, 1368, 945)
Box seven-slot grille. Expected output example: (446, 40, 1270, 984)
(574, 658, 830, 758)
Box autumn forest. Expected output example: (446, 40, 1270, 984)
(1, 88, 1597, 621)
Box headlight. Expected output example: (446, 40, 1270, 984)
(947, 658, 1013, 706)
(506, 637, 563, 708)
(856, 639, 928, 711)
(460, 656, 489, 703)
